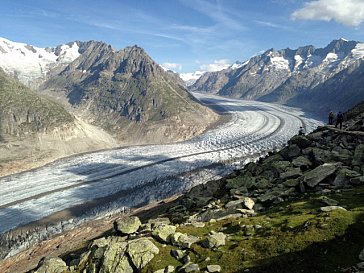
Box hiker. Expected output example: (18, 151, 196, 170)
(328, 111, 334, 125)
(298, 126, 305, 135)
(335, 111, 344, 129)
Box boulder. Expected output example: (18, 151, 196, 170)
(311, 148, 335, 164)
(207, 264, 221, 272)
(292, 156, 312, 168)
(127, 238, 159, 269)
(304, 163, 339, 188)
(171, 232, 199, 248)
(289, 135, 312, 149)
(152, 224, 176, 243)
(359, 249, 364, 261)
(100, 241, 132, 273)
(114, 216, 141, 235)
(352, 144, 364, 166)
(280, 144, 301, 160)
(283, 179, 300, 187)
(35, 257, 68, 273)
(333, 167, 361, 186)
(320, 206, 347, 212)
(271, 161, 291, 173)
(225, 196, 254, 210)
(171, 249, 185, 260)
(350, 176, 364, 186)
(280, 168, 302, 180)
(178, 263, 200, 272)
(202, 231, 226, 248)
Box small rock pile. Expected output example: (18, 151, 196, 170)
(32, 215, 224, 273)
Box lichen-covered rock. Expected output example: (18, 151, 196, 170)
(114, 216, 141, 234)
(350, 176, 364, 185)
(35, 257, 68, 273)
(304, 163, 339, 187)
(202, 231, 226, 248)
(271, 161, 291, 173)
(152, 224, 176, 243)
(178, 263, 200, 272)
(207, 264, 221, 272)
(292, 156, 312, 168)
(171, 232, 199, 248)
(127, 238, 159, 269)
(280, 168, 302, 180)
(171, 249, 185, 260)
(99, 241, 132, 273)
(352, 144, 364, 166)
(289, 135, 312, 149)
(320, 206, 347, 212)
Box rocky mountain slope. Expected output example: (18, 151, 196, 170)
(40, 41, 218, 143)
(2, 100, 363, 273)
(0, 68, 117, 176)
(191, 39, 364, 116)
(0, 37, 80, 88)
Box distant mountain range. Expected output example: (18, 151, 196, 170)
(191, 38, 364, 116)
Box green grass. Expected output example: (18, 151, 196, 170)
(141, 186, 364, 273)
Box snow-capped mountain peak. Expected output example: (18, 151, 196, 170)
(0, 37, 80, 87)
(179, 71, 205, 86)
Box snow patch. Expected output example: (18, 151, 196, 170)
(179, 71, 205, 86)
(351, 43, 364, 59)
(0, 37, 80, 86)
(270, 56, 289, 70)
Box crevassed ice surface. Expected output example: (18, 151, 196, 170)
(0, 93, 323, 233)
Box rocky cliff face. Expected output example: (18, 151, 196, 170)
(192, 39, 364, 116)
(41, 41, 218, 142)
(0, 68, 118, 176)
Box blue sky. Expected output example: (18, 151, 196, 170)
(1, 0, 364, 73)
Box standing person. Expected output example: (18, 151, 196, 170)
(328, 111, 334, 125)
(298, 126, 305, 135)
(335, 111, 344, 129)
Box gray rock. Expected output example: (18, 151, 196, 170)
(114, 216, 141, 235)
(165, 265, 176, 273)
(320, 206, 347, 212)
(148, 217, 171, 227)
(292, 156, 312, 168)
(359, 248, 364, 261)
(127, 238, 159, 269)
(152, 224, 176, 243)
(242, 197, 255, 210)
(207, 264, 221, 272)
(35, 257, 68, 273)
(350, 176, 364, 185)
(171, 232, 199, 248)
(179, 263, 200, 272)
(271, 161, 291, 172)
(100, 241, 132, 273)
(289, 135, 312, 149)
(283, 179, 300, 187)
(352, 144, 364, 166)
(312, 148, 335, 164)
(202, 231, 226, 248)
(304, 163, 339, 187)
(171, 249, 185, 260)
(280, 168, 302, 179)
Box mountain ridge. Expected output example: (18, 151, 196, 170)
(191, 38, 364, 116)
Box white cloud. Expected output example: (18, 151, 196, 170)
(160, 62, 182, 72)
(200, 59, 231, 72)
(292, 0, 364, 27)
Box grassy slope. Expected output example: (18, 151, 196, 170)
(142, 186, 364, 273)
(0, 69, 74, 137)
